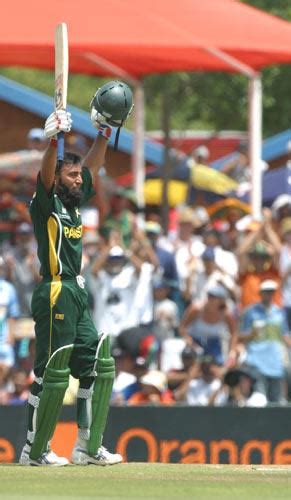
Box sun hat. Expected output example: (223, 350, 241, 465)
(140, 370, 167, 393)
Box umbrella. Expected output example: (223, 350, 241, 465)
(144, 179, 188, 207)
(189, 161, 238, 195)
(144, 156, 238, 206)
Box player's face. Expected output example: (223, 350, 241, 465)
(58, 163, 83, 192)
(56, 163, 83, 209)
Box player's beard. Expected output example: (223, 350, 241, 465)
(56, 181, 83, 209)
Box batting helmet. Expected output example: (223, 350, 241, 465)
(91, 80, 134, 127)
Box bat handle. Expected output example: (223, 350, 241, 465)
(57, 131, 65, 164)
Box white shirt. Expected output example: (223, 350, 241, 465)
(214, 389, 267, 407)
(186, 377, 221, 406)
(174, 238, 205, 290)
(93, 263, 153, 337)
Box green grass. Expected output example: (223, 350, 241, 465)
(1, 463, 291, 499)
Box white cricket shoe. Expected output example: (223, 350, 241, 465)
(19, 444, 69, 466)
(71, 445, 123, 466)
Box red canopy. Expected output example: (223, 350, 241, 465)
(2, 0, 291, 77)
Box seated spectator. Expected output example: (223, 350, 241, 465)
(8, 368, 30, 405)
(116, 325, 159, 369)
(152, 276, 180, 342)
(0, 363, 12, 405)
(111, 348, 136, 404)
(167, 345, 199, 391)
(128, 370, 174, 405)
(179, 285, 237, 367)
(174, 355, 222, 406)
(239, 280, 291, 403)
(122, 357, 150, 402)
(211, 365, 267, 407)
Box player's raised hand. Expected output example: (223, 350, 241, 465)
(90, 107, 112, 140)
(44, 110, 72, 138)
(90, 107, 110, 129)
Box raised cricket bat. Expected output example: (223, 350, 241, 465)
(55, 22, 69, 164)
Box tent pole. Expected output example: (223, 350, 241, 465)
(248, 75, 263, 221)
(205, 47, 262, 220)
(83, 52, 139, 87)
(132, 82, 145, 209)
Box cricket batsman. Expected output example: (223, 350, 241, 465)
(19, 81, 133, 466)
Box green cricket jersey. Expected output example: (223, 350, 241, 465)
(30, 167, 95, 279)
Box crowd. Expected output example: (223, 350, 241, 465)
(0, 137, 291, 409)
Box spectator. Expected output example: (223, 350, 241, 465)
(128, 370, 174, 405)
(5, 223, 39, 316)
(99, 185, 136, 248)
(122, 357, 150, 402)
(0, 363, 12, 405)
(211, 365, 267, 407)
(26, 128, 48, 152)
(111, 348, 137, 404)
(221, 141, 249, 183)
(81, 231, 101, 273)
(202, 228, 238, 279)
(174, 355, 222, 406)
(172, 207, 205, 290)
(179, 285, 237, 367)
(190, 145, 210, 166)
(144, 220, 182, 315)
(81, 231, 102, 311)
(239, 280, 291, 403)
(91, 243, 154, 340)
(0, 256, 20, 368)
(144, 221, 179, 286)
(271, 194, 291, 225)
(8, 368, 30, 405)
(184, 246, 237, 306)
(237, 210, 282, 308)
(238, 240, 281, 309)
(279, 217, 291, 330)
(152, 276, 180, 342)
(167, 345, 199, 391)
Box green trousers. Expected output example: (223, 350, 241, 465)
(31, 277, 98, 379)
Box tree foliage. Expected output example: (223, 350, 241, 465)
(1, 1, 291, 136)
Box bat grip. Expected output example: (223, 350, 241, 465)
(57, 131, 65, 163)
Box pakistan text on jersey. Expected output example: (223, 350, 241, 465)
(63, 225, 83, 239)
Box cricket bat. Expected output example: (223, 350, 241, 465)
(55, 22, 69, 164)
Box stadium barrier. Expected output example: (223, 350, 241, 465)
(1, 405, 291, 464)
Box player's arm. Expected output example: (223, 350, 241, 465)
(41, 110, 72, 192)
(84, 80, 133, 200)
